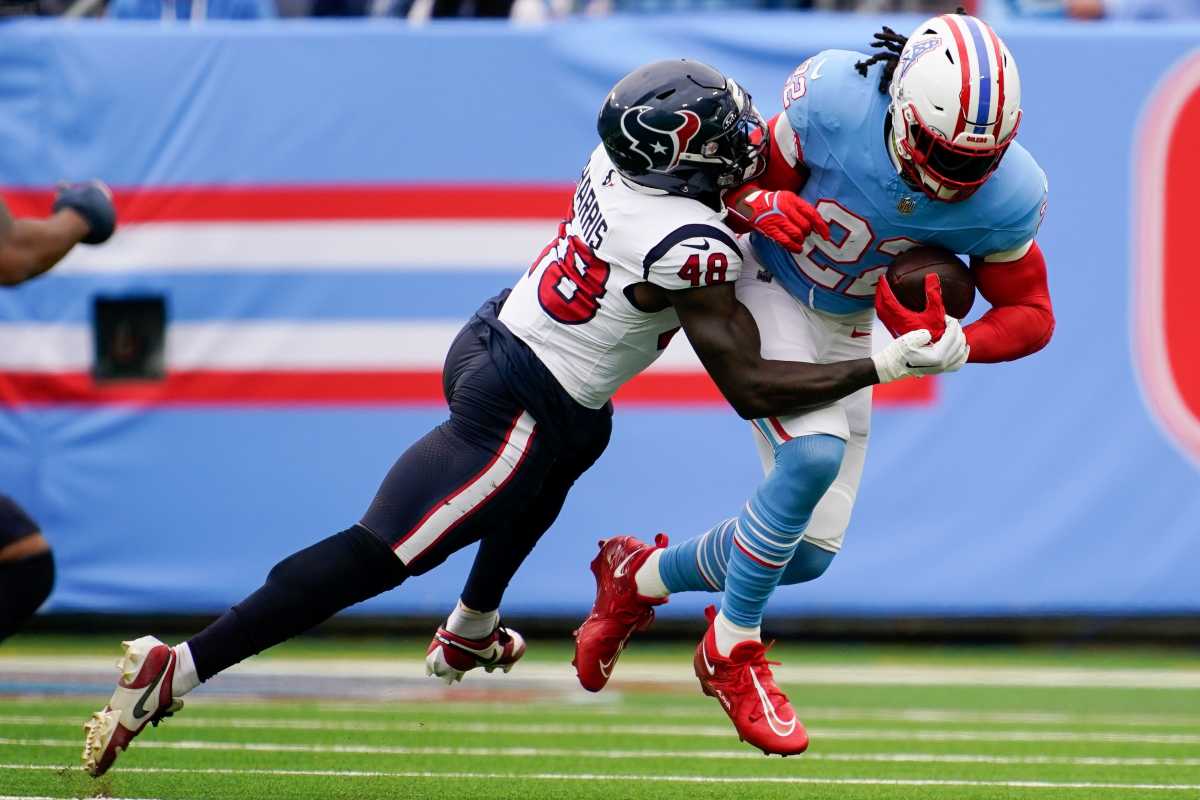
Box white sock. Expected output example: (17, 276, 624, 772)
(713, 609, 760, 657)
(171, 643, 200, 698)
(634, 549, 669, 599)
(444, 599, 499, 640)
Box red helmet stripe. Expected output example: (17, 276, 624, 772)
(984, 22, 1008, 143)
(941, 14, 973, 139)
(675, 110, 702, 162)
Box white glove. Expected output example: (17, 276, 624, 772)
(871, 316, 970, 384)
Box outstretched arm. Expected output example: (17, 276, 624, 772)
(0, 202, 90, 286)
(669, 282, 965, 420)
(0, 182, 117, 287)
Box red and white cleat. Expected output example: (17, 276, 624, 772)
(572, 534, 668, 692)
(82, 636, 183, 777)
(693, 605, 808, 756)
(425, 624, 526, 684)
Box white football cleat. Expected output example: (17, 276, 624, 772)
(82, 636, 183, 777)
(424, 624, 526, 684)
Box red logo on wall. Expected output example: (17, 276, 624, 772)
(1135, 53, 1200, 463)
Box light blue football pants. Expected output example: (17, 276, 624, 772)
(658, 433, 845, 627)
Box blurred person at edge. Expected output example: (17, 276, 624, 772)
(0, 182, 116, 644)
(987, 0, 1200, 18)
(109, 0, 276, 20)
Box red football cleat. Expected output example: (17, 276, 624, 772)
(693, 605, 808, 756)
(425, 624, 526, 684)
(82, 636, 184, 777)
(572, 534, 668, 692)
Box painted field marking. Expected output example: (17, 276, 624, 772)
(3, 736, 1200, 768)
(6, 656, 1200, 689)
(0, 796, 161, 800)
(3, 764, 1199, 792)
(307, 701, 1200, 730)
(8, 694, 1199, 730)
(2, 715, 1199, 744)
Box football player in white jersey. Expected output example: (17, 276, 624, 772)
(574, 17, 1055, 756)
(81, 59, 968, 778)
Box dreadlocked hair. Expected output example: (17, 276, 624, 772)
(854, 9, 969, 94)
(853, 26, 908, 94)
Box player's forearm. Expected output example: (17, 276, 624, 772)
(965, 244, 1055, 363)
(964, 304, 1054, 363)
(0, 211, 90, 286)
(719, 357, 879, 420)
(723, 114, 808, 222)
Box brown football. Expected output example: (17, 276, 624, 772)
(885, 246, 976, 320)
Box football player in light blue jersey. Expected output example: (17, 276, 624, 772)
(574, 14, 1056, 755)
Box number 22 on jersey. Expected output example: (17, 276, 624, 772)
(793, 200, 919, 297)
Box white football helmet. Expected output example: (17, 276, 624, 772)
(888, 14, 1022, 201)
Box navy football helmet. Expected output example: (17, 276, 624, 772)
(597, 59, 768, 206)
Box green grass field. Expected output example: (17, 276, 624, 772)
(2, 634, 1199, 799)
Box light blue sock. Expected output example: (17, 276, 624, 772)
(722, 434, 844, 627)
(658, 522, 836, 593)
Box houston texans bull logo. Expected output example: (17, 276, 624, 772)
(620, 106, 702, 173)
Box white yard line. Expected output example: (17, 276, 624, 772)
(5, 656, 1200, 689)
(2, 715, 1199, 744)
(306, 701, 1200, 728)
(3, 736, 1200, 767)
(2, 764, 1198, 791)
(0, 796, 161, 800)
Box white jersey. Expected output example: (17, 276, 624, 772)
(499, 146, 744, 409)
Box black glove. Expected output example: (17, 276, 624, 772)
(53, 180, 116, 245)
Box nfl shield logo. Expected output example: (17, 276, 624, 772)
(897, 196, 917, 215)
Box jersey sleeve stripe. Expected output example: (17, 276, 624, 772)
(642, 223, 743, 279)
(772, 113, 801, 169)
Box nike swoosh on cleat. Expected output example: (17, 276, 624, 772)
(598, 655, 617, 678)
(612, 550, 640, 579)
(749, 667, 797, 737)
(132, 663, 167, 720)
(701, 641, 716, 676)
(436, 633, 501, 662)
(600, 630, 635, 678)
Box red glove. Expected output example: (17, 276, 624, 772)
(735, 189, 830, 252)
(875, 272, 948, 343)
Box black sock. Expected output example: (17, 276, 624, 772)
(187, 526, 408, 681)
(0, 550, 55, 643)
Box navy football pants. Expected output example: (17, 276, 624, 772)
(0, 493, 54, 643)
(361, 320, 612, 607)
(188, 317, 611, 681)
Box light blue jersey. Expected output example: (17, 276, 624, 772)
(753, 49, 1048, 315)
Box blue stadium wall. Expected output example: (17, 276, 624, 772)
(2, 15, 1200, 618)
